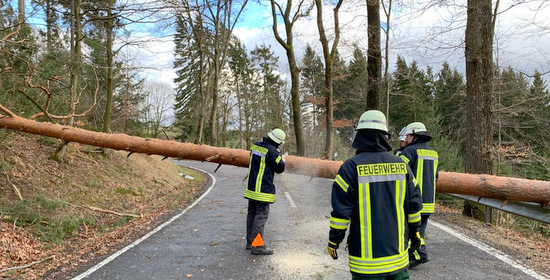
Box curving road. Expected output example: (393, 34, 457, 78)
(71, 161, 548, 280)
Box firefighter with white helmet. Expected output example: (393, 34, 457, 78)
(244, 128, 286, 255)
(400, 121, 439, 268)
(394, 126, 408, 156)
(328, 110, 423, 279)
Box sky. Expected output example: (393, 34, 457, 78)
(15, 0, 550, 88)
(135, 0, 550, 89)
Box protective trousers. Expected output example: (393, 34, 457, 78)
(417, 214, 430, 260)
(352, 270, 409, 280)
(246, 200, 270, 246)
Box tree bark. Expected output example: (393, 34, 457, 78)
(2, 114, 550, 205)
(366, 0, 381, 110)
(464, 0, 495, 218)
(465, 0, 494, 175)
(314, 0, 342, 160)
(102, 0, 115, 134)
(269, 0, 309, 156)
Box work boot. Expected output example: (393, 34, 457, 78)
(251, 246, 273, 255)
(409, 257, 430, 268)
(246, 243, 252, 250)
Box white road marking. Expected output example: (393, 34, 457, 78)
(431, 221, 549, 280)
(284, 191, 296, 208)
(72, 165, 216, 280)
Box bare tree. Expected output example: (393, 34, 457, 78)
(143, 81, 174, 138)
(465, 0, 496, 175)
(203, 0, 248, 146)
(366, 0, 381, 110)
(53, 0, 84, 162)
(269, 0, 313, 156)
(464, 0, 496, 218)
(314, 0, 343, 160)
(381, 0, 392, 122)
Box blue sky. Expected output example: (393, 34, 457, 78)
(9, 0, 550, 86)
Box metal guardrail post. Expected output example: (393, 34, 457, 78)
(485, 206, 492, 224)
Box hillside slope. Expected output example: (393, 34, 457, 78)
(0, 133, 207, 279)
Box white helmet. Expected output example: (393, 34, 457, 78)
(398, 127, 407, 141)
(404, 122, 431, 140)
(355, 110, 388, 133)
(268, 128, 286, 145)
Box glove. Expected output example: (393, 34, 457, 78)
(328, 240, 339, 260)
(409, 231, 421, 260)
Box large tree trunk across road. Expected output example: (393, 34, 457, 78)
(1, 113, 550, 206)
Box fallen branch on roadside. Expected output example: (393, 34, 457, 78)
(87, 206, 143, 218)
(66, 202, 143, 218)
(0, 255, 54, 274)
(2, 165, 23, 200)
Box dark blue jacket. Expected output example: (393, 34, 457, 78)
(399, 140, 439, 214)
(330, 130, 422, 278)
(244, 138, 285, 203)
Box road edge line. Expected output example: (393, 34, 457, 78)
(284, 191, 297, 208)
(71, 164, 216, 280)
(431, 221, 549, 280)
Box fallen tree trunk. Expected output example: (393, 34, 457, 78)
(1, 114, 550, 206)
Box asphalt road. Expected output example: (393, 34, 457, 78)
(72, 160, 549, 280)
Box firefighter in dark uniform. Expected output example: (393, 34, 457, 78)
(399, 122, 439, 268)
(245, 128, 286, 255)
(327, 110, 423, 280)
(394, 127, 407, 156)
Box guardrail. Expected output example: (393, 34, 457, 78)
(446, 194, 550, 224)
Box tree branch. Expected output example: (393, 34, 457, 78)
(0, 256, 54, 274)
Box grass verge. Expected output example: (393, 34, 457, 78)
(0, 133, 206, 279)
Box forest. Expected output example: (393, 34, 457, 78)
(1, 0, 550, 181)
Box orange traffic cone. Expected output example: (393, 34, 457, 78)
(251, 233, 264, 247)
(250, 233, 273, 255)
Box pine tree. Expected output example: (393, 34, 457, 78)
(300, 45, 324, 131)
(434, 62, 466, 144)
(334, 46, 367, 123)
(389, 56, 433, 130)
(250, 44, 286, 137)
(173, 13, 213, 143)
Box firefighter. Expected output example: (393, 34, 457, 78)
(394, 127, 408, 156)
(244, 128, 286, 255)
(328, 110, 423, 279)
(399, 122, 439, 268)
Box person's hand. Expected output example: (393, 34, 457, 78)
(409, 231, 421, 258)
(328, 240, 339, 260)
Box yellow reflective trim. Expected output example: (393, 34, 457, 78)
(399, 155, 410, 164)
(275, 155, 282, 164)
(396, 179, 406, 253)
(408, 211, 421, 223)
(366, 183, 372, 258)
(335, 175, 349, 193)
(330, 216, 350, 230)
(349, 250, 409, 275)
(421, 203, 435, 214)
(358, 182, 371, 259)
(255, 157, 266, 192)
(244, 189, 276, 203)
(417, 157, 424, 194)
(417, 149, 438, 159)
(251, 145, 268, 155)
(357, 163, 408, 176)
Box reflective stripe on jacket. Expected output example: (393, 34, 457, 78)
(244, 140, 285, 203)
(329, 151, 422, 278)
(399, 141, 439, 214)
